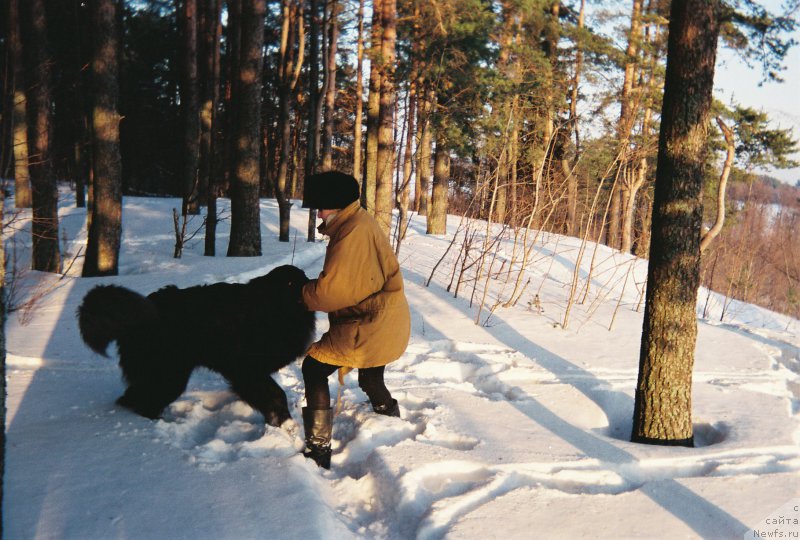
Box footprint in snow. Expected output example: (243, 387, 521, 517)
(154, 390, 302, 469)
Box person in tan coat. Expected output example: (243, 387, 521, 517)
(300, 171, 411, 469)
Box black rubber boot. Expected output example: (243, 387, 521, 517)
(373, 399, 400, 418)
(302, 407, 332, 469)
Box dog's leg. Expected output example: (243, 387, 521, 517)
(117, 365, 193, 419)
(228, 374, 291, 427)
(117, 385, 166, 419)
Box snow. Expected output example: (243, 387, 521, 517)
(4, 190, 799, 539)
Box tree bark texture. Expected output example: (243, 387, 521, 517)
(304, 0, 321, 241)
(699, 117, 734, 253)
(22, 0, 61, 272)
(180, 0, 201, 215)
(83, 0, 123, 276)
(276, 0, 303, 242)
(416, 87, 433, 216)
(227, 0, 264, 257)
(631, 0, 720, 446)
(321, 0, 339, 172)
(362, 0, 382, 214)
(397, 80, 415, 248)
(224, 0, 241, 192)
(9, 0, 32, 209)
(352, 0, 365, 182)
(201, 0, 222, 256)
(427, 130, 449, 235)
(609, 0, 645, 251)
(374, 0, 396, 236)
(566, 0, 585, 237)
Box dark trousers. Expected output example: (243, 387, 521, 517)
(302, 356, 392, 410)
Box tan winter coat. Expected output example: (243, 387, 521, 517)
(302, 201, 411, 368)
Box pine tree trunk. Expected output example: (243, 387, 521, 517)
(320, 0, 339, 172)
(305, 0, 321, 241)
(22, 0, 60, 272)
(66, 2, 91, 210)
(398, 80, 415, 244)
(621, 161, 647, 253)
(180, 0, 201, 215)
(416, 87, 433, 216)
(610, 0, 645, 251)
(362, 0, 382, 214)
(699, 117, 734, 253)
(224, 0, 241, 198)
(565, 0, 585, 236)
(201, 0, 222, 256)
(374, 0, 396, 236)
(83, 0, 122, 276)
(352, 0, 365, 183)
(509, 106, 519, 225)
(494, 1, 518, 225)
(9, 0, 32, 209)
(631, 0, 720, 446)
(541, 1, 560, 169)
(427, 129, 449, 235)
(276, 0, 301, 242)
(227, 0, 264, 257)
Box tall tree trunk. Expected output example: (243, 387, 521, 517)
(71, 1, 91, 210)
(83, 0, 122, 276)
(374, 0, 396, 235)
(362, 0, 382, 214)
(320, 0, 339, 172)
(9, 0, 31, 209)
(609, 0, 645, 250)
(620, 161, 648, 252)
(305, 0, 321, 241)
(275, 0, 294, 241)
(227, 0, 264, 256)
(631, 0, 720, 446)
(224, 0, 242, 199)
(495, 144, 508, 224)
(180, 0, 201, 215)
(699, 116, 734, 253)
(276, 0, 303, 242)
(541, 1, 560, 164)
(509, 104, 519, 225)
(1, 31, 10, 181)
(427, 128, 449, 235)
(22, 0, 60, 272)
(493, 1, 516, 225)
(416, 86, 433, 216)
(620, 2, 663, 253)
(352, 0, 365, 183)
(396, 80, 415, 251)
(565, 0, 585, 236)
(201, 0, 222, 256)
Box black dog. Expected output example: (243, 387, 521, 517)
(77, 265, 315, 426)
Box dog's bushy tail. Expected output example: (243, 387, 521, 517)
(77, 285, 159, 356)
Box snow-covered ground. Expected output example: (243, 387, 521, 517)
(4, 191, 799, 539)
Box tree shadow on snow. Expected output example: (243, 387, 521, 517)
(404, 267, 749, 538)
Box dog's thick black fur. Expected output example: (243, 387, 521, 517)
(77, 265, 315, 426)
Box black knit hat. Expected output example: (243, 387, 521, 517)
(302, 171, 361, 209)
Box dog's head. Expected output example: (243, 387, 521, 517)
(252, 264, 310, 304)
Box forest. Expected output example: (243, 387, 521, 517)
(1, 0, 798, 318)
(2, 3, 800, 517)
